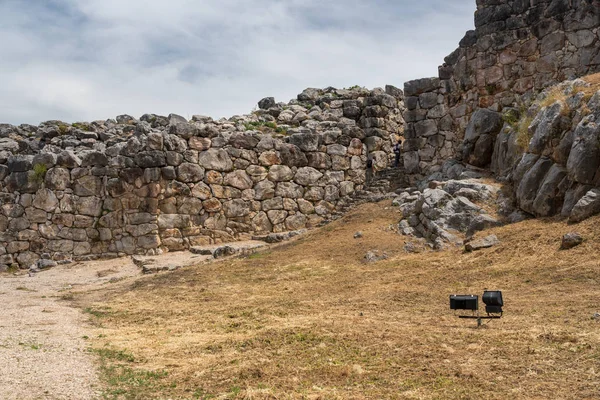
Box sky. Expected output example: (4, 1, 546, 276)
(0, 0, 476, 125)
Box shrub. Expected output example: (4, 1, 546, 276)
(516, 116, 534, 151)
(32, 163, 47, 183)
(58, 124, 69, 135)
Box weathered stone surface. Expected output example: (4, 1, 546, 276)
(203, 198, 222, 213)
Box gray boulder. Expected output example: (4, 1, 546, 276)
(531, 164, 569, 216)
(569, 189, 600, 223)
(560, 232, 583, 250)
(463, 109, 504, 167)
(294, 167, 323, 186)
(566, 117, 600, 185)
(258, 97, 276, 110)
(516, 157, 554, 214)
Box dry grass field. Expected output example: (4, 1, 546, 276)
(78, 201, 600, 399)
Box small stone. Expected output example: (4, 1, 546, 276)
(560, 232, 583, 250)
(354, 231, 363, 239)
(364, 250, 387, 263)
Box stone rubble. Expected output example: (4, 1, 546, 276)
(394, 179, 501, 248)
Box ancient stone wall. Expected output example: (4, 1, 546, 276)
(403, 0, 600, 178)
(0, 86, 404, 269)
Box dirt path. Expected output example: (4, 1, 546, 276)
(0, 240, 267, 400)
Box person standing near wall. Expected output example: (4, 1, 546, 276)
(366, 157, 373, 186)
(393, 137, 403, 168)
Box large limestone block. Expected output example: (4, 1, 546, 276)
(224, 170, 253, 190)
(268, 165, 294, 182)
(294, 167, 323, 186)
(32, 189, 58, 212)
(223, 199, 250, 218)
(198, 149, 234, 171)
(289, 132, 319, 152)
(177, 163, 205, 183)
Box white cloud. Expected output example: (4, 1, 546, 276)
(0, 0, 476, 125)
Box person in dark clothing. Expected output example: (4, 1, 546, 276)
(393, 138, 403, 168)
(366, 157, 373, 186)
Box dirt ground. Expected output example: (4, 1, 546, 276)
(2, 200, 600, 399)
(0, 241, 265, 399)
(66, 201, 600, 399)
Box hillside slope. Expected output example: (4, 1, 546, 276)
(80, 201, 600, 399)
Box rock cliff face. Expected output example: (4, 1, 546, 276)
(403, 0, 600, 179)
(493, 76, 600, 221)
(0, 86, 404, 268)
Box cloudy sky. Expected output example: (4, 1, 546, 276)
(0, 0, 476, 125)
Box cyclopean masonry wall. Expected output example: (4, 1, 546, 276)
(403, 0, 600, 180)
(0, 86, 404, 269)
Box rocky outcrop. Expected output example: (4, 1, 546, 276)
(394, 179, 501, 249)
(0, 86, 405, 269)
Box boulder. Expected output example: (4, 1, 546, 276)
(516, 157, 554, 214)
(566, 118, 600, 185)
(44, 168, 71, 190)
(135, 151, 166, 168)
(213, 246, 238, 259)
(569, 189, 600, 223)
(560, 232, 583, 250)
(465, 235, 500, 252)
(463, 109, 504, 167)
(258, 97, 276, 110)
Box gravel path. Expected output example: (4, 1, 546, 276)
(0, 240, 268, 399)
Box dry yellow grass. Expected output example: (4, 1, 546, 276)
(82, 201, 600, 399)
